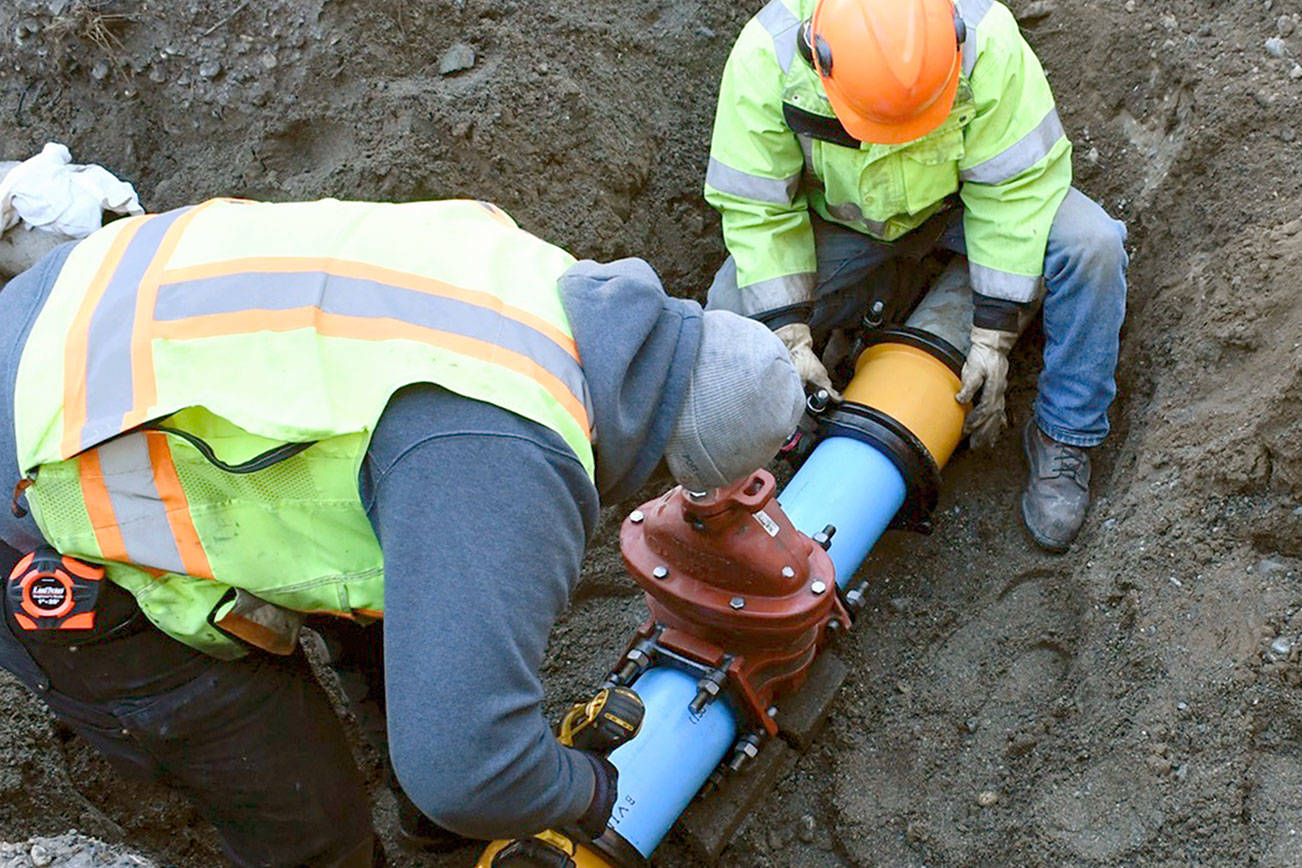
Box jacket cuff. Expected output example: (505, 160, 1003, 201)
(575, 754, 618, 840)
(971, 293, 1028, 333)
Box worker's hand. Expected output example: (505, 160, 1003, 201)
(775, 323, 841, 401)
(558, 686, 644, 754)
(576, 755, 620, 840)
(955, 326, 1018, 449)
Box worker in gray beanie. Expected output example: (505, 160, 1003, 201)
(665, 310, 805, 492)
(0, 198, 804, 866)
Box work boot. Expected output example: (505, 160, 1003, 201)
(1020, 420, 1091, 553)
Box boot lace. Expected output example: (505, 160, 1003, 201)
(1049, 445, 1087, 481)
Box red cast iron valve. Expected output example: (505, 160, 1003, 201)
(620, 470, 846, 731)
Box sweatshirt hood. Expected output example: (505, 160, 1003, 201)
(558, 258, 702, 504)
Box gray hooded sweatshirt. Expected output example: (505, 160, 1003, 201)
(0, 250, 703, 839)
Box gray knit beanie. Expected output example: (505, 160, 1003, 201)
(664, 310, 805, 492)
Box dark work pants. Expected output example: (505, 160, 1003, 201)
(0, 542, 378, 868)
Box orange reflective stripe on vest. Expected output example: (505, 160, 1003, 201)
(57, 205, 593, 459)
(77, 430, 214, 579)
(62, 204, 204, 457)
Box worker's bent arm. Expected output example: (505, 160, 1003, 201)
(365, 384, 603, 840)
(705, 11, 817, 320)
(958, 1, 1072, 308)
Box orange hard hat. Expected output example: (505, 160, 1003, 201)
(808, 0, 965, 145)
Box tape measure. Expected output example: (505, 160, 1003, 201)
(4, 546, 104, 633)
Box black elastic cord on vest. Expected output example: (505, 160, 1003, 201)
(145, 424, 317, 474)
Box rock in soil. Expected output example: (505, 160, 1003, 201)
(0, 0, 1300, 866)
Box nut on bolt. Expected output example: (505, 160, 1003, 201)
(727, 733, 763, 772)
(629, 509, 645, 523)
(690, 673, 725, 714)
(729, 596, 746, 610)
(810, 580, 827, 595)
(651, 565, 669, 580)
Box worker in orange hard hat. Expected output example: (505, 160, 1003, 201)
(704, 0, 1129, 553)
(810, 0, 963, 144)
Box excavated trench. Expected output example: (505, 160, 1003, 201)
(1, 0, 1301, 865)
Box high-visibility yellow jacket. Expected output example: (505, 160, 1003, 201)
(705, 0, 1071, 315)
(13, 198, 593, 657)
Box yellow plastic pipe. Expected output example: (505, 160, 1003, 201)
(841, 340, 967, 469)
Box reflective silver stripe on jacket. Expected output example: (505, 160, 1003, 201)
(95, 432, 187, 574)
(756, 0, 801, 74)
(960, 108, 1064, 184)
(79, 207, 193, 452)
(959, 0, 995, 77)
(706, 158, 801, 206)
(969, 261, 1040, 303)
(797, 134, 815, 168)
(151, 270, 595, 426)
(738, 272, 816, 315)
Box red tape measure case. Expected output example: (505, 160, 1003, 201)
(3, 546, 104, 635)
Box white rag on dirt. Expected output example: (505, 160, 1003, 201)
(0, 142, 142, 236)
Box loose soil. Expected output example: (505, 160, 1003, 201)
(1, 0, 1300, 865)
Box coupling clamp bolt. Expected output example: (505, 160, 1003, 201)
(781, 565, 795, 579)
(651, 565, 669, 580)
(629, 509, 645, 523)
(729, 596, 746, 610)
(810, 580, 827, 595)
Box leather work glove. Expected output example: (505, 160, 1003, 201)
(775, 322, 841, 401)
(955, 326, 1018, 449)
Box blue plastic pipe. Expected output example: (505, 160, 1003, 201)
(604, 434, 909, 859)
(778, 435, 909, 588)
(606, 666, 739, 855)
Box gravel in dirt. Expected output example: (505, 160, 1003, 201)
(1, 0, 1300, 865)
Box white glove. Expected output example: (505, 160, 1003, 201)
(955, 326, 1018, 449)
(0, 143, 143, 237)
(775, 322, 841, 401)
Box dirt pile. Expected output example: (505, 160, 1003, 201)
(1, 0, 1301, 865)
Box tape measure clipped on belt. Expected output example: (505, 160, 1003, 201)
(4, 546, 104, 633)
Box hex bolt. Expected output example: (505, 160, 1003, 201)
(690, 672, 725, 714)
(781, 566, 795, 579)
(727, 733, 763, 772)
(629, 509, 645, 523)
(810, 580, 827, 595)
(729, 596, 746, 610)
(651, 565, 669, 580)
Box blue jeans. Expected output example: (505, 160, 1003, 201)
(707, 187, 1128, 446)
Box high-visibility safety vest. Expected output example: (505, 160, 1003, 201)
(12, 198, 594, 658)
(704, 0, 1072, 314)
